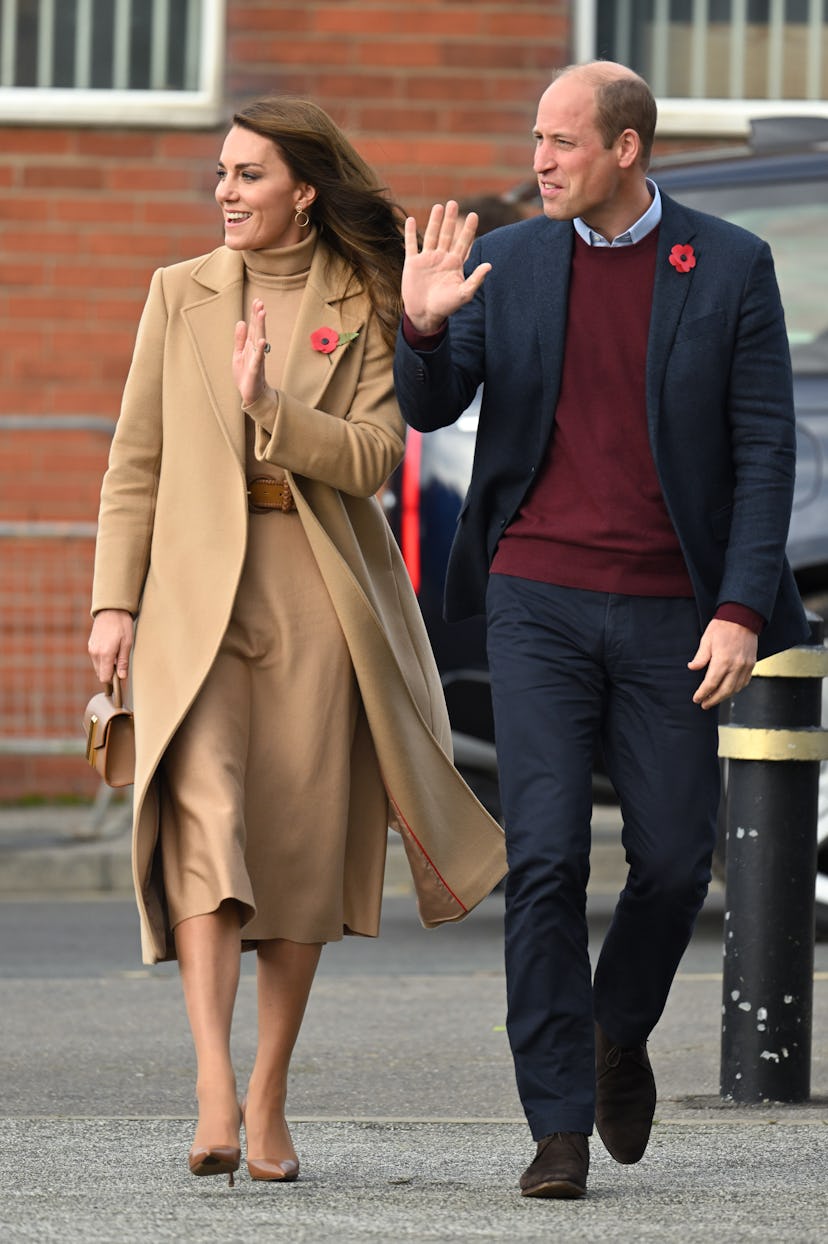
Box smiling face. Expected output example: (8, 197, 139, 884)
(532, 72, 648, 242)
(215, 125, 316, 251)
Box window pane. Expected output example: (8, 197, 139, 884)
(13, 0, 39, 87)
(130, 0, 153, 90)
(54, 0, 78, 89)
(168, 0, 190, 88)
(90, 0, 115, 89)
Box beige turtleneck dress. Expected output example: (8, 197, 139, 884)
(158, 233, 372, 944)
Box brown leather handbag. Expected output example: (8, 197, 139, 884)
(82, 673, 135, 787)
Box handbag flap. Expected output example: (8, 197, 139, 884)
(82, 677, 135, 787)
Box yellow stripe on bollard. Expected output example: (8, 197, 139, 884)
(718, 724, 828, 761)
(752, 645, 828, 678)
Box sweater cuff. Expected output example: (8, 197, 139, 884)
(242, 388, 279, 434)
(402, 311, 447, 351)
(714, 602, 765, 634)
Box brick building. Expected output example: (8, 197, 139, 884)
(1, 1, 826, 798)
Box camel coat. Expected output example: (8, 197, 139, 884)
(92, 240, 507, 964)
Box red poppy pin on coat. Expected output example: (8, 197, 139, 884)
(311, 326, 360, 360)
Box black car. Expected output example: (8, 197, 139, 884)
(384, 117, 828, 932)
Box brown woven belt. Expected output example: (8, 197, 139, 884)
(247, 476, 296, 513)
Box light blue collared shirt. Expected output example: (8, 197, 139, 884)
(572, 179, 661, 247)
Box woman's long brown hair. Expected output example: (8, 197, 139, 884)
(232, 97, 406, 351)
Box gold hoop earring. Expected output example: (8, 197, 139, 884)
(295, 207, 311, 228)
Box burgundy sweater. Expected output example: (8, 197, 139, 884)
(491, 228, 697, 596)
(401, 226, 763, 633)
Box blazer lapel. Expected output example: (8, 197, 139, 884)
(646, 196, 699, 442)
(182, 248, 247, 468)
(531, 220, 574, 456)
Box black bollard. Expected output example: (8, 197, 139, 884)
(718, 614, 827, 1103)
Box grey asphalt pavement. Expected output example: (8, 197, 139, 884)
(1, 801, 826, 1242)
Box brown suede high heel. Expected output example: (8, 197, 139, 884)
(242, 1099, 300, 1183)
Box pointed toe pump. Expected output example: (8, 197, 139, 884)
(241, 1098, 299, 1183)
(246, 1155, 299, 1183)
(188, 1144, 242, 1187)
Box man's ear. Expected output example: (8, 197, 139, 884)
(616, 128, 642, 169)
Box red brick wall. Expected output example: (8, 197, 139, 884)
(0, 122, 220, 798)
(226, 0, 570, 210)
(1, 1, 571, 423)
(1, 1, 573, 797)
(0, 127, 220, 421)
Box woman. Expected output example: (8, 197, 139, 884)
(87, 98, 505, 1186)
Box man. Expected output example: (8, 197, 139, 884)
(393, 62, 807, 1199)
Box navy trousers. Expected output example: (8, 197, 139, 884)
(486, 575, 720, 1139)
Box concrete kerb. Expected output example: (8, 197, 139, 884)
(0, 802, 134, 893)
(0, 800, 726, 911)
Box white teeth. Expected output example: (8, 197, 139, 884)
(226, 212, 251, 222)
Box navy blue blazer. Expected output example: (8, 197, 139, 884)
(394, 191, 808, 660)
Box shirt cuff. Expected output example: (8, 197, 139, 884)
(714, 602, 765, 634)
(402, 311, 447, 351)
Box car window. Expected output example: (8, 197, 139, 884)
(665, 179, 828, 373)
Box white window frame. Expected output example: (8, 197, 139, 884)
(574, 0, 828, 137)
(0, 0, 225, 127)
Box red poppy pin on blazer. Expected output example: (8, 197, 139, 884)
(668, 243, 696, 274)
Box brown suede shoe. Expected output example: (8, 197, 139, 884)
(519, 1132, 589, 1198)
(595, 1022, 657, 1164)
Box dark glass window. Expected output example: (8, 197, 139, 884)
(1, 0, 202, 90)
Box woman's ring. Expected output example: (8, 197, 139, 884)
(262, 342, 271, 354)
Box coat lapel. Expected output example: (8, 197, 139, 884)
(181, 248, 247, 468)
(281, 243, 366, 410)
(181, 242, 367, 470)
(646, 195, 699, 443)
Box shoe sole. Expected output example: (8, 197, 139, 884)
(189, 1157, 239, 1178)
(521, 1178, 586, 1199)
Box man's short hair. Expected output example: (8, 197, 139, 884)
(554, 63, 657, 167)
